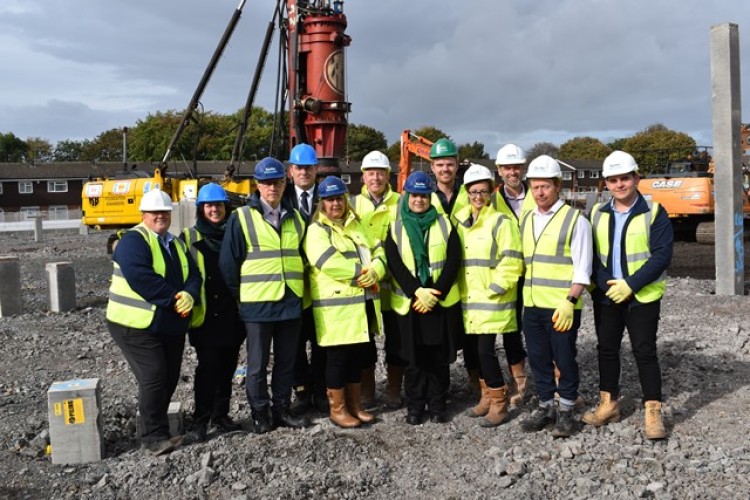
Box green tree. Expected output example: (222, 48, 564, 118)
(25, 137, 53, 163)
(129, 111, 184, 162)
(458, 141, 488, 162)
(346, 124, 387, 161)
(607, 137, 628, 151)
(82, 128, 124, 161)
(621, 123, 696, 173)
(54, 140, 85, 162)
(558, 136, 612, 161)
(0, 132, 28, 162)
(526, 142, 559, 160)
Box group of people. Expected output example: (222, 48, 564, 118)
(106, 139, 672, 456)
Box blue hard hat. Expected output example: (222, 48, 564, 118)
(403, 171, 434, 195)
(196, 183, 230, 206)
(253, 157, 286, 180)
(318, 176, 348, 198)
(289, 143, 318, 166)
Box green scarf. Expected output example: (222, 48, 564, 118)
(400, 200, 438, 285)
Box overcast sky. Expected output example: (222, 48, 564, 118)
(1, 0, 749, 157)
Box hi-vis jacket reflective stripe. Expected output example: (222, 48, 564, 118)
(237, 206, 305, 303)
(389, 212, 460, 315)
(303, 211, 386, 347)
(106, 224, 189, 329)
(520, 204, 583, 309)
(490, 186, 537, 224)
(182, 227, 206, 328)
(431, 185, 469, 226)
(455, 204, 524, 334)
(349, 186, 400, 311)
(590, 201, 666, 303)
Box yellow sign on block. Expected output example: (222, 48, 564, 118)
(53, 399, 86, 425)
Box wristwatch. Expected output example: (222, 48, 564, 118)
(566, 295, 578, 304)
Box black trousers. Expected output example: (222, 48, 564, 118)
(463, 334, 507, 388)
(107, 321, 185, 443)
(404, 346, 450, 414)
(325, 342, 368, 389)
(244, 318, 301, 410)
(292, 307, 326, 398)
(193, 342, 243, 424)
(593, 300, 663, 402)
(383, 310, 406, 366)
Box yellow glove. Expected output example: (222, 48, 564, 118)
(551, 299, 575, 332)
(414, 287, 441, 309)
(174, 291, 195, 316)
(357, 267, 379, 288)
(412, 296, 432, 314)
(605, 279, 633, 304)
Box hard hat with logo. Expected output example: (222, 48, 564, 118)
(526, 155, 562, 179)
(403, 171, 434, 194)
(289, 143, 318, 166)
(139, 188, 173, 212)
(463, 164, 494, 186)
(318, 176, 348, 198)
(429, 138, 458, 159)
(253, 157, 286, 180)
(602, 150, 638, 178)
(196, 183, 230, 206)
(361, 150, 391, 171)
(495, 144, 526, 165)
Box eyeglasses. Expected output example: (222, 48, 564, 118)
(467, 190, 490, 198)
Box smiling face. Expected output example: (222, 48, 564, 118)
(256, 178, 286, 208)
(430, 157, 458, 187)
(142, 211, 171, 236)
(497, 164, 525, 192)
(201, 202, 226, 223)
(407, 192, 431, 213)
(605, 172, 640, 210)
(321, 195, 347, 220)
(466, 180, 492, 212)
(362, 168, 389, 197)
(529, 178, 560, 212)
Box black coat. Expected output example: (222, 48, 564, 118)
(385, 226, 463, 366)
(282, 182, 319, 224)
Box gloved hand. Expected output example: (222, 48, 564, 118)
(412, 297, 432, 314)
(174, 291, 195, 317)
(414, 287, 441, 309)
(357, 267, 379, 288)
(605, 279, 633, 304)
(551, 299, 575, 332)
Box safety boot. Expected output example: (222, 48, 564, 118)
(465, 379, 490, 418)
(384, 365, 404, 409)
(644, 400, 667, 440)
(326, 389, 360, 428)
(509, 361, 528, 406)
(360, 366, 376, 409)
(345, 383, 376, 424)
(582, 391, 621, 427)
(479, 385, 509, 427)
(553, 365, 586, 408)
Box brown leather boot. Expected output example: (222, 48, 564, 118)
(327, 388, 360, 428)
(644, 400, 666, 440)
(345, 383, 375, 424)
(360, 366, 376, 409)
(384, 365, 404, 409)
(509, 361, 528, 407)
(465, 379, 490, 417)
(467, 368, 481, 397)
(582, 391, 620, 426)
(480, 385, 509, 427)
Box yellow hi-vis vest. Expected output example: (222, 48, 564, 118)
(431, 185, 469, 226)
(303, 211, 385, 347)
(388, 212, 460, 315)
(590, 201, 666, 303)
(491, 187, 537, 224)
(182, 227, 206, 328)
(106, 224, 189, 329)
(455, 205, 524, 334)
(349, 186, 400, 310)
(520, 204, 583, 310)
(237, 206, 305, 303)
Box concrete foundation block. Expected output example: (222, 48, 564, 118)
(47, 378, 104, 465)
(0, 256, 22, 317)
(136, 401, 184, 438)
(46, 262, 76, 313)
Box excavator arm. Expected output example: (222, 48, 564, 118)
(397, 129, 433, 192)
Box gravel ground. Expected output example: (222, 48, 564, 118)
(1, 230, 750, 499)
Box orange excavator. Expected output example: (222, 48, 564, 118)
(397, 129, 433, 192)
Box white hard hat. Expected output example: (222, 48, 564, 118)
(463, 163, 494, 186)
(139, 188, 173, 212)
(361, 150, 391, 171)
(527, 155, 562, 179)
(602, 150, 638, 178)
(495, 144, 526, 165)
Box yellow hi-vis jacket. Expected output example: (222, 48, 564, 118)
(455, 204, 524, 334)
(349, 185, 400, 311)
(431, 185, 469, 226)
(388, 212, 460, 315)
(236, 206, 305, 303)
(182, 227, 206, 328)
(491, 185, 537, 224)
(590, 201, 666, 303)
(520, 204, 583, 309)
(303, 211, 386, 346)
(106, 224, 189, 329)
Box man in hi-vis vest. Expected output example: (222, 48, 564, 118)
(106, 188, 202, 456)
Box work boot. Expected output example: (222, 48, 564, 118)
(251, 406, 273, 435)
(582, 391, 621, 427)
(142, 438, 176, 456)
(465, 379, 490, 418)
(384, 365, 404, 409)
(509, 361, 528, 407)
(553, 365, 586, 409)
(480, 385, 509, 427)
(467, 368, 481, 397)
(345, 383, 376, 424)
(551, 407, 575, 438)
(360, 366, 376, 409)
(644, 400, 667, 440)
(189, 422, 208, 443)
(290, 387, 312, 416)
(327, 388, 360, 428)
(520, 404, 555, 432)
(212, 415, 242, 433)
(272, 405, 309, 429)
